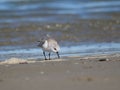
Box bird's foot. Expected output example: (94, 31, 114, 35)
(45, 58, 48, 60)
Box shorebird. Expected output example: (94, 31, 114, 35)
(37, 37, 60, 60)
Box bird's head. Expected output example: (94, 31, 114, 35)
(52, 46, 60, 53)
(52, 46, 60, 59)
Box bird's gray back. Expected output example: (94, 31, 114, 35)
(47, 38, 59, 47)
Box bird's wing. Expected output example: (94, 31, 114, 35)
(37, 40, 45, 47)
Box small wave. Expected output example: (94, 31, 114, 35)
(0, 43, 120, 61)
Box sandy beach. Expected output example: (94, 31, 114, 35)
(0, 0, 120, 90)
(0, 54, 120, 90)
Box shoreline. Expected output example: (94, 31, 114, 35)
(0, 42, 120, 61)
(0, 53, 120, 65)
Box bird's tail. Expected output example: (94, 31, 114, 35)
(37, 39, 45, 47)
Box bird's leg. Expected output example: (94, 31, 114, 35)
(56, 52, 60, 59)
(48, 52, 51, 60)
(43, 51, 47, 60)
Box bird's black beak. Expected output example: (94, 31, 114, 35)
(56, 52, 60, 59)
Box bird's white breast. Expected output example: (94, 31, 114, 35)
(42, 40, 51, 52)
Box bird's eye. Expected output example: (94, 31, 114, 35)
(54, 48, 56, 50)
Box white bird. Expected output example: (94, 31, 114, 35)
(38, 37, 60, 60)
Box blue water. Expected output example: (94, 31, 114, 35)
(0, 43, 120, 61)
(0, 0, 120, 61)
(0, 0, 120, 24)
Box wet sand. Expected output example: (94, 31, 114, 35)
(0, 54, 120, 90)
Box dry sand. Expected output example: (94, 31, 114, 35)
(0, 54, 120, 90)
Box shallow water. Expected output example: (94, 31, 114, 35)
(0, 0, 120, 60)
(0, 42, 120, 61)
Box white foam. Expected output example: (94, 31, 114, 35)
(0, 58, 35, 65)
(0, 58, 63, 65)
